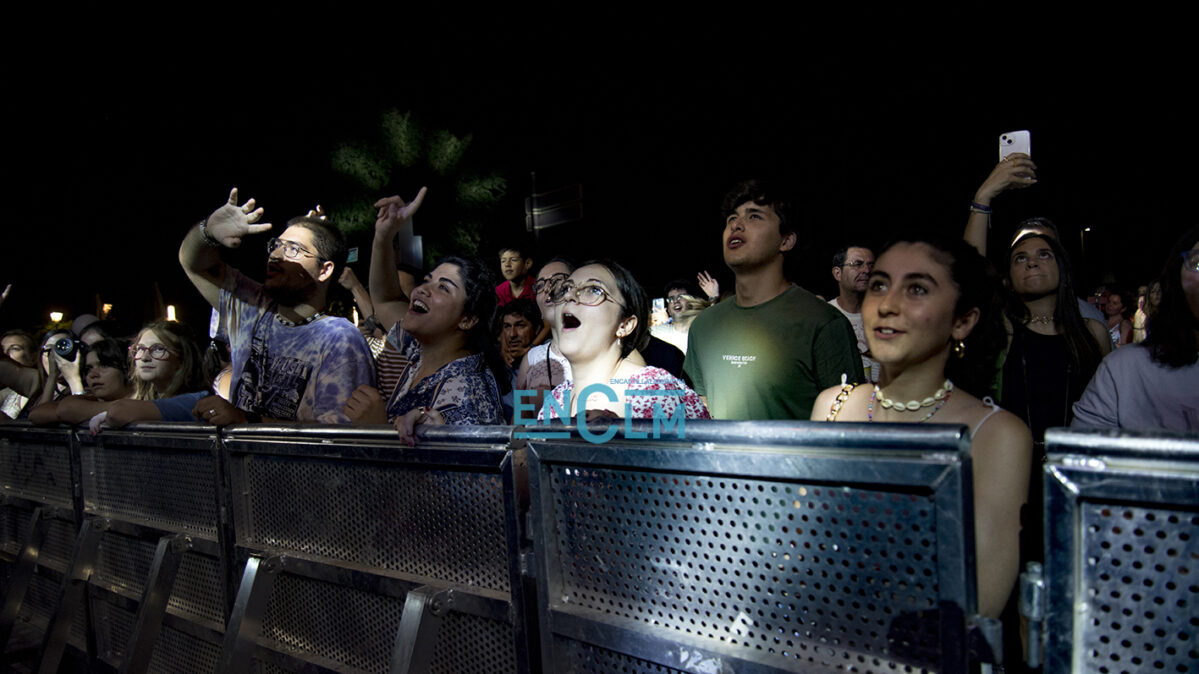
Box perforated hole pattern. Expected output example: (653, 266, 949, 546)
(0, 437, 73, 506)
(147, 623, 222, 674)
(19, 572, 88, 651)
(429, 608, 518, 674)
(562, 638, 688, 673)
(261, 572, 405, 674)
(548, 467, 943, 673)
(94, 531, 227, 625)
(92, 592, 135, 663)
(83, 444, 218, 538)
(238, 454, 510, 593)
(1080, 503, 1198, 674)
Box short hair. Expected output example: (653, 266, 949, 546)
(1, 330, 35, 352)
(497, 298, 543, 334)
(831, 244, 874, 269)
(721, 179, 794, 237)
(579, 259, 649, 359)
(498, 244, 532, 261)
(663, 278, 701, 298)
(1144, 225, 1199, 368)
(81, 337, 131, 378)
(539, 256, 575, 275)
(131, 320, 208, 400)
(286, 216, 348, 280)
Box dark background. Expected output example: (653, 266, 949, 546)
(4, 17, 1191, 339)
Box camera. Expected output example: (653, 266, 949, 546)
(52, 336, 80, 361)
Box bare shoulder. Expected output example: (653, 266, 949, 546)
(811, 381, 872, 421)
(972, 406, 1033, 458)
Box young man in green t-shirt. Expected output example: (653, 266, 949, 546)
(683, 179, 863, 420)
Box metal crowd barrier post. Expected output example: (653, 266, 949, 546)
(60, 423, 228, 674)
(0, 423, 87, 667)
(526, 419, 980, 674)
(218, 424, 530, 674)
(1040, 428, 1199, 674)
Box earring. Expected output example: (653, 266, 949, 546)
(953, 339, 966, 359)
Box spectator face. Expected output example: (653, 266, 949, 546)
(265, 226, 328, 304)
(863, 243, 977, 374)
(834, 247, 876, 295)
(1148, 282, 1163, 310)
(130, 329, 181, 390)
(1105, 293, 1125, 318)
(83, 351, 129, 402)
(401, 263, 473, 342)
(2, 335, 34, 367)
(499, 250, 530, 282)
(501, 313, 537, 352)
(1009, 237, 1060, 298)
(554, 264, 635, 363)
(723, 202, 795, 272)
(665, 288, 688, 320)
(535, 262, 571, 321)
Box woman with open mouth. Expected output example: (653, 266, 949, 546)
(813, 236, 1030, 623)
(538, 259, 708, 422)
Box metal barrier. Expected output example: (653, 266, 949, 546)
(218, 424, 530, 674)
(1038, 428, 1199, 674)
(526, 420, 980, 674)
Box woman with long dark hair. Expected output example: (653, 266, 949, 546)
(1073, 226, 1199, 430)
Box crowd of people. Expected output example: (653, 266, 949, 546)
(2, 156, 1197, 653)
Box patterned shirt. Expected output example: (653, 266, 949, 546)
(538, 366, 710, 420)
(384, 324, 504, 425)
(221, 269, 376, 423)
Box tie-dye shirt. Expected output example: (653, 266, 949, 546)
(221, 269, 375, 423)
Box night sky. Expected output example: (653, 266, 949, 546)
(4, 20, 1191, 341)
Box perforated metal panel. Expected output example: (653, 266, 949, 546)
(93, 532, 227, 625)
(92, 590, 136, 663)
(19, 571, 88, 651)
(40, 517, 77, 571)
(147, 623, 223, 674)
(260, 572, 405, 674)
(82, 443, 219, 538)
(0, 431, 74, 507)
(544, 465, 946, 673)
(429, 608, 519, 674)
(234, 454, 510, 593)
(562, 639, 689, 673)
(1077, 503, 1198, 674)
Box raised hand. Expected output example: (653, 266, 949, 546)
(306, 204, 328, 220)
(339, 267, 364, 292)
(373, 187, 428, 238)
(974, 153, 1037, 205)
(204, 188, 273, 248)
(697, 270, 720, 299)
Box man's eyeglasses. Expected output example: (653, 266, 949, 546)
(842, 260, 874, 270)
(551, 282, 624, 309)
(534, 274, 569, 295)
(1181, 249, 1199, 272)
(267, 238, 321, 261)
(129, 344, 177, 361)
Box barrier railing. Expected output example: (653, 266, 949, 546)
(526, 420, 978, 674)
(3, 420, 1188, 673)
(1038, 428, 1199, 674)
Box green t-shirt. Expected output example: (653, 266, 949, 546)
(683, 284, 864, 420)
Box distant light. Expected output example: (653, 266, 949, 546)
(101, 303, 113, 318)
(49, 311, 63, 322)
(167, 305, 177, 321)
(1083, 227, 1092, 232)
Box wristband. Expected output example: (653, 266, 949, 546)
(969, 201, 992, 215)
(199, 218, 221, 247)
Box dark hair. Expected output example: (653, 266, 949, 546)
(131, 320, 208, 400)
(81, 337, 131, 378)
(1106, 287, 1135, 320)
(1005, 233, 1103, 377)
(437, 255, 509, 394)
(498, 244, 532, 261)
(541, 256, 575, 273)
(663, 278, 702, 298)
(878, 236, 1006, 398)
(1144, 225, 1199, 368)
(1008, 217, 1062, 248)
(721, 179, 794, 237)
(496, 298, 543, 334)
(831, 244, 874, 269)
(1, 329, 35, 353)
(579, 259, 649, 358)
(286, 215, 348, 281)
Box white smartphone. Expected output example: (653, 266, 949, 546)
(999, 130, 1031, 161)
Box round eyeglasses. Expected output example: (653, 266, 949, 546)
(533, 273, 569, 295)
(267, 238, 321, 261)
(550, 282, 625, 309)
(129, 344, 177, 361)
(841, 260, 874, 270)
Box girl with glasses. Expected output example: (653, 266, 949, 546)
(538, 259, 708, 422)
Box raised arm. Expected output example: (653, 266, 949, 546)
(179, 188, 273, 308)
(370, 188, 427, 330)
(964, 154, 1038, 257)
(338, 267, 375, 321)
